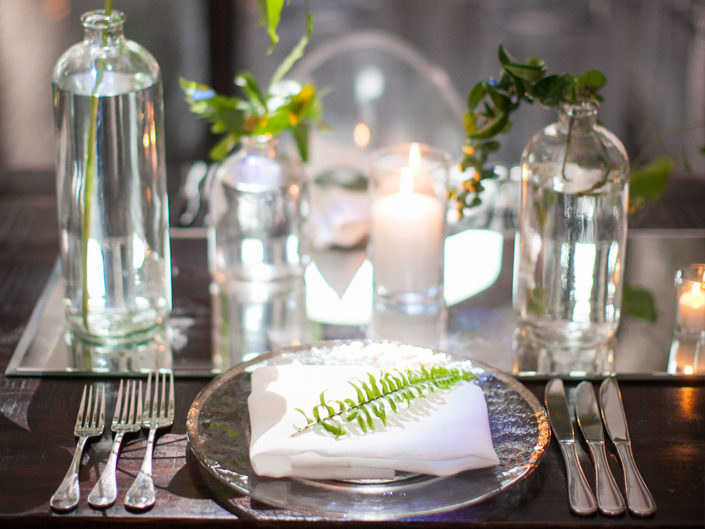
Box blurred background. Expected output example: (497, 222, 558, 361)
(1, 0, 704, 178)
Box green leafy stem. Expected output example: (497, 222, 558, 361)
(452, 43, 687, 219)
(451, 44, 607, 218)
(180, 1, 323, 162)
(81, 0, 114, 330)
(293, 365, 476, 439)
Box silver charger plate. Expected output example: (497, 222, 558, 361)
(186, 340, 551, 520)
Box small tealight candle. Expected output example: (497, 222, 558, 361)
(369, 143, 450, 307)
(676, 264, 705, 332)
(679, 282, 705, 331)
(668, 264, 705, 374)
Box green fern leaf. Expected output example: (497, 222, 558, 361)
(292, 365, 477, 438)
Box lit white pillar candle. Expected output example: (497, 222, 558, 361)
(371, 166, 444, 299)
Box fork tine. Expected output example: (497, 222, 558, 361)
(89, 385, 99, 427)
(75, 385, 88, 430)
(160, 371, 167, 417)
(144, 371, 153, 419)
(135, 380, 143, 425)
(167, 371, 174, 420)
(113, 379, 124, 426)
(98, 386, 106, 429)
(149, 371, 159, 420)
(126, 380, 136, 425)
(153, 372, 159, 417)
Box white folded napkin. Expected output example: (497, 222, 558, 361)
(248, 364, 499, 480)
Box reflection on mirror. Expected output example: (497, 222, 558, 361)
(212, 278, 311, 371)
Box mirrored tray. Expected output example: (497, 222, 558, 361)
(7, 228, 705, 379)
(186, 340, 551, 520)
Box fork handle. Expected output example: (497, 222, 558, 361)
(88, 431, 125, 508)
(125, 427, 157, 510)
(50, 436, 89, 511)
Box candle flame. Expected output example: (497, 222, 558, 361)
(691, 282, 702, 296)
(353, 122, 370, 148)
(408, 142, 421, 171)
(684, 365, 694, 375)
(400, 167, 413, 194)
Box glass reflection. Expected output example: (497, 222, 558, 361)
(212, 278, 311, 370)
(66, 324, 173, 373)
(367, 302, 447, 350)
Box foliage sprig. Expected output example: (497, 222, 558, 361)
(452, 44, 607, 217)
(80, 0, 114, 331)
(180, 2, 322, 162)
(293, 365, 476, 439)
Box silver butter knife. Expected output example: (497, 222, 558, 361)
(575, 381, 626, 516)
(599, 377, 656, 516)
(545, 378, 598, 516)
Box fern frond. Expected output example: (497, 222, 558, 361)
(292, 365, 476, 438)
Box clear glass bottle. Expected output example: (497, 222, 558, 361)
(52, 10, 171, 344)
(513, 102, 629, 373)
(208, 136, 309, 284)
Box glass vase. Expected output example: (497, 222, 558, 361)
(208, 136, 309, 284)
(512, 102, 629, 374)
(52, 10, 171, 344)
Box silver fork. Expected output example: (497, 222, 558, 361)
(50, 385, 106, 511)
(125, 371, 174, 509)
(88, 379, 142, 509)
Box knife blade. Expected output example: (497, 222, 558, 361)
(544, 378, 597, 516)
(599, 377, 657, 516)
(575, 381, 625, 516)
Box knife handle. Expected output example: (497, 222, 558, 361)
(587, 441, 626, 516)
(558, 441, 598, 516)
(615, 441, 656, 516)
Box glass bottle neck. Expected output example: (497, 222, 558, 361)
(558, 101, 599, 131)
(81, 10, 125, 47)
(241, 136, 278, 157)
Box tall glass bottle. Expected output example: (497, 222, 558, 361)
(513, 102, 629, 373)
(52, 10, 171, 344)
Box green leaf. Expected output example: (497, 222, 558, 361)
(350, 382, 364, 403)
(321, 420, 345, 438)
(630, 155, 674, 200)
(291, 122, 310, 162)
(209, 134, 238, 162)
(270, 9, 313, 87)
(467, 83, 486, 111)
(497, 43, 514, 67)
(256, 0, 284, 50)
(487, 86, 511, 113)
(467, 111, 510, 141)
(235, 73, 267, 115)
(504, 63, 546, 83)
(531, 74, 572, 107)
(577, 70, 607, 91)
(623, 283, 658, 322)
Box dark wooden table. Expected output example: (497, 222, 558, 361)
(1, 168, 704, 528)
